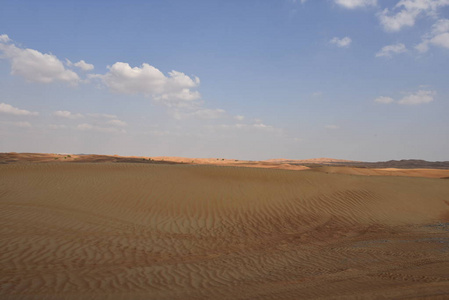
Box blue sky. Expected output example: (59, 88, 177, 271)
(0, 0, 448, 161)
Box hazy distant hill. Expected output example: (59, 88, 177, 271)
(318, 159, 449, 170)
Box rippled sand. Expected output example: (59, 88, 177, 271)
(1, 163, 449, 299)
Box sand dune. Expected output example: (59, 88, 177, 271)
(4, 153, 449, 178)
(264, 157, 357, 164)
(1, 162, 449, 299)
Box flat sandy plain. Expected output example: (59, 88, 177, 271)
(1, 153, 449, 299)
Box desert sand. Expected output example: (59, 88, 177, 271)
(1, 154, 449, 299)
(2, 153, 449, 178)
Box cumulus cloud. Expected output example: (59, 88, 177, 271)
(67, 59, 94, 71)
(330, 36, 352, 47)
(216, 123, 280, 133)
(416, 18, 449, 52)
(77, 123, 126, 134)
(210, 119, 283, 134)
(376, 43, 407, 57)
(86, 113, 117, 119)
(374, 96, 395, 103)
(48, 124, 67, 130)
(253, 123, 276, 130)
(335, 0, 377, 9)
(374, 90, 435, 105)
(90, 62, 201, 107)
(106, 119, 127, 127)
(191, 109, 226, 119)
(379, 8, 419, 32)
(288, 0, 308, 4)
(53, 110, 84, 119)
(0, 36, 80, 84)
(0, 34, 11, 43)
(0, 103, 39, 116)
(430, 31, 449, 48)
(398, 90, 436, 104)
(171, 108, 226, 120)
(379, 0, 449, 32)
(0, 35, 248, 131)
(1, 35, 209, 117)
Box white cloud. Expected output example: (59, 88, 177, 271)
(415, 41, 430, 52)
(106, 119, 127, 127)
(374, 90, 436, 105)
(153, 88, 201, 107)
(171, 108, 226, 120)
(0, 103, 39, 116)
(374, 90, 437, 105)
(288, 0, 308, 4)
(234, 115, 245, 121)
(253, 123, 275, 130)
(374, 96, 395, 103)
(398, 90, 436, 104)
(77, 123, 126, 134)
(330, 36, 352, 47)
(67, 59, 94, 71)
(53, 110, 84, 119)
(379, 8, 419, 32)
(416, 19, 449, 52)
(192, 108, 226, 119)
(86, 113, 117, 119)
(379, 0, 449, 32)
(48, 124, 67, 130)
(432, 17, 449, 32)
(335, 0, 377, 9)
(312, 91, 323, 97)
(0, 34, 11, 43)
(90, 62, 201, 107)
(0, 38, 80, 84)
(375, 43, 407, 57)
(430, 32, 449, 48)
(214, 122, 282, 134)
(325, 124, 339, 129)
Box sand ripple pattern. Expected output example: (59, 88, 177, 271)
(1, 163, 449, 299)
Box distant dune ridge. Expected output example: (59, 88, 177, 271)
(1, 152, 449, 178)
(1, 153, 449, 299)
